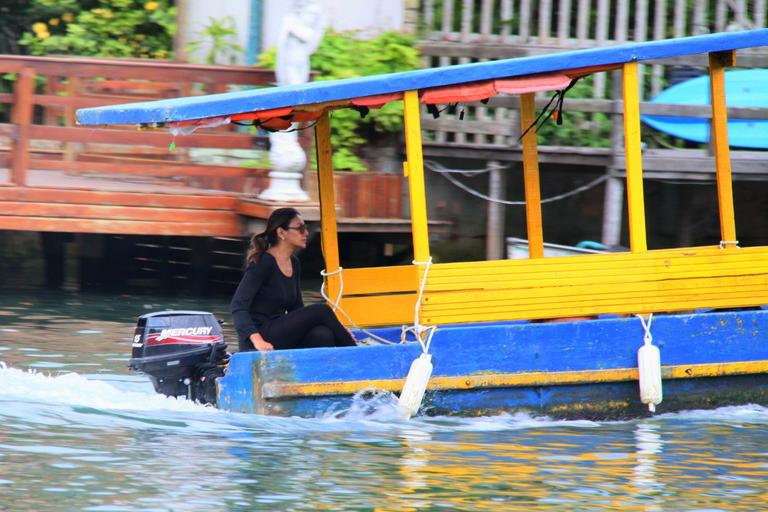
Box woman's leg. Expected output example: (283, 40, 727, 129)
(262, 303, 356, 349)
(300, 325, 335, 348)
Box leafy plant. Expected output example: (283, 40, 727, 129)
(185, 16, 244, 65)
(535, 77, 612, 148)
(259, 30, 422, 171)
(18, 0, 175, 58)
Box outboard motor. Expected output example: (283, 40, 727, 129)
(129, 310, 229, 405)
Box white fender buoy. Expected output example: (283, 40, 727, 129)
(398, 353, 433, 419)
(637, 316, 663, 413)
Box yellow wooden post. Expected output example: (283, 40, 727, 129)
(709, 50, 738, 249)
(403, 90, 431, 263)
(519, 93, 545, 258)
(622, 61, 647, 253)
(315, 111, 341, 302)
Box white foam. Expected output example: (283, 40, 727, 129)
(0, 361, 213, 413)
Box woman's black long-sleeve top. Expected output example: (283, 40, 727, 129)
(230, 252, 303, 347)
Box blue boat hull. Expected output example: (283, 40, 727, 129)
(217, 309, 768, 418)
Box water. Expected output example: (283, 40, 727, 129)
(1, 291, 768, 511)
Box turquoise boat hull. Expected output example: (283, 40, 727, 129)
(217, 308, 768, 418)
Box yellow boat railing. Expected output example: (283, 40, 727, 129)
(316, 48, 765, 329)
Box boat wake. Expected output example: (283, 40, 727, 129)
(3, 361, 767, 436)
(0, 361, 212, 413)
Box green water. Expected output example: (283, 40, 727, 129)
(1, 290, 767, 511)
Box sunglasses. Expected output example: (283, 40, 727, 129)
(286, 223, 309, 234)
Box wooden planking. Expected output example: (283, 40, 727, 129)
(423, 290, 768, 325)
(417, 246, 768, 324)
(709, 51, 738, 248)
(425, 259, 768, 292)
(403, 90, 431, 263)
(424, 246, 767, 280)
(420, 0, 768, 45)
(28, 93, 182, 110)
(558, 0, 573, 45)
(0, 55, 275, 85)
(0, 216, 241, 236)
(29, 158, 258, 178)
(423, 276, 768, 311)
(460, 0, 474, 42)
(323, 265, 418, 327)
(337, 293, 417, 327)
(334, 247, 768, 327)
(424, 254, 768, 294)
(0, 201, 235, 223)
(519, 93, 544, 258)
(316, 111, 342, 302)
(339, 265, 418, 295)
(423, 281, 768, 314)
(10, 67, 34, 186)
(622, 62, 647, 252)
(0, 187, 238, 209)
(28, 125, 256, 149)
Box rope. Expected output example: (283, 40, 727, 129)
(319, 258, 438, 351)
(719, 240, 740, 249)
(636, 313, 654, 345)
(319, 267, 343, 311)
(319, 267, 399, 345)
(425, 160, 609, 206)
(400, 258, 437, 355)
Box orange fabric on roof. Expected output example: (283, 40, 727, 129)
(420, 81, 496, 104)
(351, 92, 404, 107)
(291, 110, 323, 122)
(230, 107, 293, 122)
(259, 117, 293, 131)
(495, 73, 572, 94)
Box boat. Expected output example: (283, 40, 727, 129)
(641, 68, 768, 149)
(77, 30, 768, 419)
(506, 237, 606, 259)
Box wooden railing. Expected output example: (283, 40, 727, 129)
(0, 55, 278, 194)
(418, 1, 768, 159)
(0, 55, 407, 236)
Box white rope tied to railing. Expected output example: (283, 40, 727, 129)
(319, 267, 343, 311)
(320, 258, 439, 419)
(400, 258, 437, 354)
(320, 266, 397, 345)
(397, 257, 437, 418)
(719, 240, 740, 249)
(638, 313, 653, 344)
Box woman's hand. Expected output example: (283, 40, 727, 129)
(250, 332, 274, 351)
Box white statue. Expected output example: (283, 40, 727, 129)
(275, 0, 325, 87)
(260, 0, 326, 202)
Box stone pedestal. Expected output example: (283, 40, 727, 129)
(258, 171, 310, 202)
(259, 130, 310, 202)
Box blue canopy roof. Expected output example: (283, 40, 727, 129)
(76, 29, 768, 126)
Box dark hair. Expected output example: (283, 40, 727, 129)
(246, 207, 301, 264)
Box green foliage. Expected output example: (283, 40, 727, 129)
(185, 16, 244, 65)
(259, 30, 422, 171)
(19, 0, 175, 58)
(535, 78, 612, 148)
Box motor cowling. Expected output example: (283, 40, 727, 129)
(129, 310, 228, 405)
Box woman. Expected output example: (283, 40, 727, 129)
(230, 207, 357, 352)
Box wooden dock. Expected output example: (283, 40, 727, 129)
(0, 55, 409, 238)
